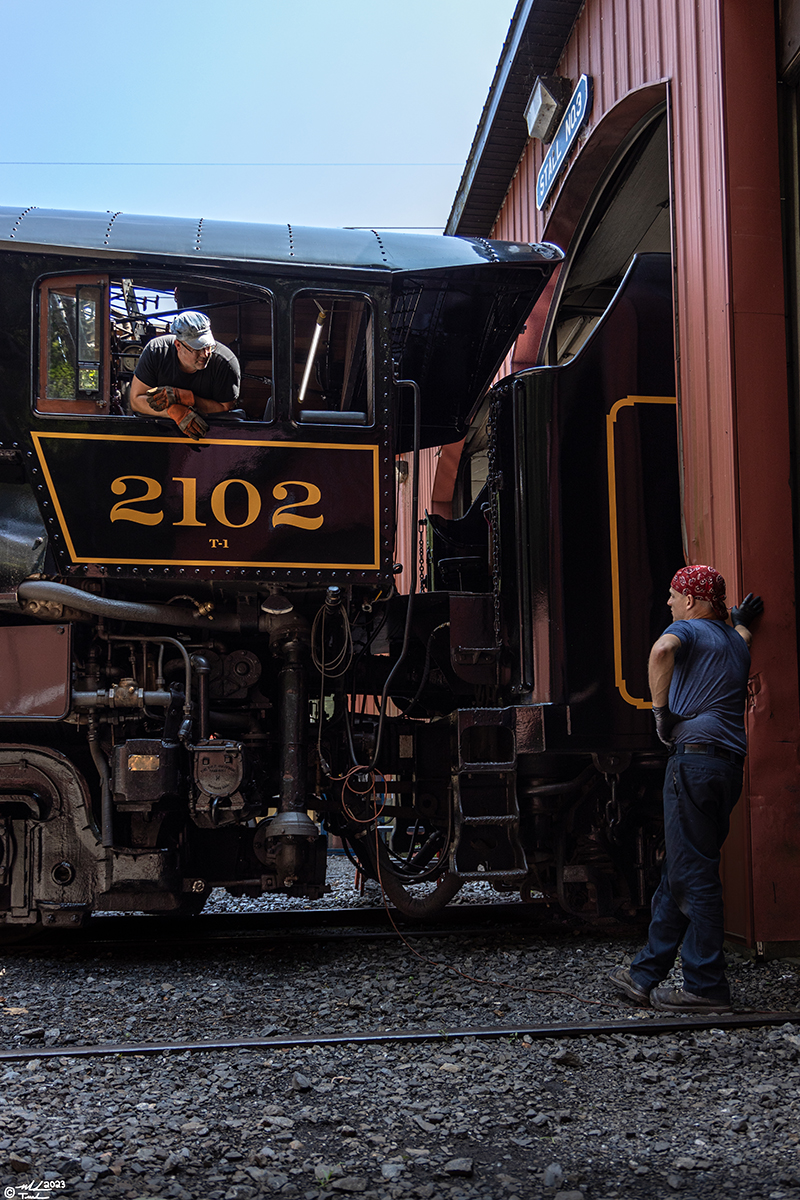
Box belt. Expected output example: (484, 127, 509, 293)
(673, 742, 745, 768)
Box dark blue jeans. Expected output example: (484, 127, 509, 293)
(630, 750, 743, 1002)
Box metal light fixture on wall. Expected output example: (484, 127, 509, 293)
(524, 75, 573, 143)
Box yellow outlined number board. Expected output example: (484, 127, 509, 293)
(32, 433, 381, 570)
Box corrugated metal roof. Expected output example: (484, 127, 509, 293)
(0, 205, 559, 274)
(446, 0, 585, 237)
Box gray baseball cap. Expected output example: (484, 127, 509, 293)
(171, 311, 214, 350)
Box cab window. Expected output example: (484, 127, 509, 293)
(38, 277, 107, 413)
(37, 274, 273, 420)
(293, 292, 373, 425)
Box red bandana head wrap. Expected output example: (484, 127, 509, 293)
(670, 565, 727, 620)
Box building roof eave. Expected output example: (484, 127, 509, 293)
(445, 0, 585, 238)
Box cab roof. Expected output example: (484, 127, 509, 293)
(0, 205, 560, 275)
(0, 204, 563, 448)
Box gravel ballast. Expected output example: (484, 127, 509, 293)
(1, 857, 799, 1200)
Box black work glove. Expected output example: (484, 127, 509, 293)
(652, 705, 678, 748)
(730, 592, 764, 629)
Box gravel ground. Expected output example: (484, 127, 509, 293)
(201, 854, 506, 914)
(1, 855, 799, 1200)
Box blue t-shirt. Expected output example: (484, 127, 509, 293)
(667, 618, 751, 754)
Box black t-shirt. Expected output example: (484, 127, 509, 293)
(135, 335, 240, 405)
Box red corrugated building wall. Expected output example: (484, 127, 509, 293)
(442, 0, 800, 948)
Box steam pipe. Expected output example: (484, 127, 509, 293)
(278, 639, 308, 814)
(364, 375, 420, 770)
(87, 712, 113, 849)
(105, 635, 194, 740)
(17, 580, 244, 632)
(192, 655, 211, 742)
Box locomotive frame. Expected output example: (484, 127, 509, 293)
(0, 206, 678, 932)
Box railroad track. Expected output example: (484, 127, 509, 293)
(3, 901, 638, 949)
(1, 1011, 796, 1063)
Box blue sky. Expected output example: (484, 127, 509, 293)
(0, 0, 514, 232)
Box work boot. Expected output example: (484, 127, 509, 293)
(649, 986, 732, 1014)
(608, 965, 650, 1005)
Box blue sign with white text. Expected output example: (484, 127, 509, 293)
(536, 75, 593, 210)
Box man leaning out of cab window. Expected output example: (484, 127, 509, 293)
(129, 311, 241, 440)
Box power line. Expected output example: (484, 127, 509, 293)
(0, 161, 461, 168)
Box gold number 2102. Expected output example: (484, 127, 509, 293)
(110, 476, 324, 531)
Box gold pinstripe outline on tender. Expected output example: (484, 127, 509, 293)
(606, 396, 678, 709)
(31, 431, 381, 570)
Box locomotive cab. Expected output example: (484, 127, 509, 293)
(0, 207, 562, 930)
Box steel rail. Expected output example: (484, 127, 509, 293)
(1, 1012, 796, 1063)
(9, 903, 627, 949)
(82, 901, 544, 933)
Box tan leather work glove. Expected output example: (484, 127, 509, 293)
(144, 386, 197, 412)
(144, 388, 208, 439)
(144, 385, 176, 411)
(163, 403, 209, 440)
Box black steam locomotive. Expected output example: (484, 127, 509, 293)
(0, 205, 679, 932)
